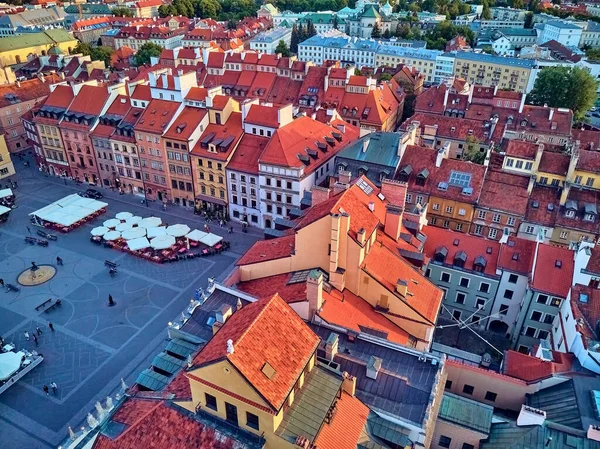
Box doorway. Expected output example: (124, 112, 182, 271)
(225, 403, 238, 426)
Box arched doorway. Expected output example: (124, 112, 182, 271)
(488, 320, 509, 335)
(265, 219, 272, 229)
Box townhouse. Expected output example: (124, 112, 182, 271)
(374, 46, 441, 83)
(0, 136, 15, 180)
(249, 27, 292, 54)
(109, 106, 145, 196)
(113, 24, 186, 51)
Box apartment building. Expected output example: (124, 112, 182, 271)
(374, 46, 442, 83)
(114, 25, 186, 51)
(537, 20, 583, 47)
(454, 52, 534, 93)
(249, 27, 292, 54)
(0, 135, 15, 180)
(109, 106, 144, 196)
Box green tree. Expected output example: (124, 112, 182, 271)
(307, 19, 316, 37)
(354, 68, 363, 76)
(383, 28, 391, 38)
(509, 0, 524, 8)
(396, 23, 412, 38)
(380, 73, 392, 81)
(527, 66, 599, 120)
(463, 136, 486, 164)
(290, 24, 299, 53)
(524, 11, 533, 28)
(275, 40, 290, 56)
(371, 22, 382, 38)
(111, 7, 134, 17)
(134, 42, 163, 66)
(73, 42, 93, 56)
(332, 14, 339, 29)
(480, 45, 495, 55)
(481, 0, 492, 19)
(586, 48, 600, 62)
(91, 46, 114, 66)
(158, 4, 178, 16)
(195, 0, 221, 18)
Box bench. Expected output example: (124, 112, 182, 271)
(25, 236, 36, 244)
(35, 298, 53, 311)
(5, 283, 19, 292)
(44, 301, 61, 313)
(104, 260, 118, 268)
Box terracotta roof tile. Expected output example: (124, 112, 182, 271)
(524, 186, 561, 227)
(0, 78, 52, 108)
(504, 139, 539, 160)
(414, 84, 449, 115)
(505, 105, 573, 136)
(586, 247, 600, 276)
(191, 294, 320, 411)
(191, 111, 243, 161)
(571, 284, 600, 343)
(236, 234, 295, 266)
(244, 104, 280, 128)
(313, 392, 370, 449)
(404, 112, 493, 143)
(503, 350, 575, 382)
(236, 272, 307, 304)
(538, 150, 570, 176)
(576, 149, 600, 173)
(497, 236, 536, 275)
(43, 84, 74, 109)
(478, 169, 529, 215)
(531, 244, 574, 297)
(163, 371, 192, 399)
(226, 134, 268, 175)
(572, 128, 600, 151)
(134, 99, 180, 133)
(163, 106, 208, 140)
(265, 77, 302, 107)
(554, 188, 600, 234)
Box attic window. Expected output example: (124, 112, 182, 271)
(555, 260, 562, 269)
(580, 293, 589, 303)
(531, 201, 539, 209)
(454, 251, 467, 268)
(434, 246, 448, 263)
(486, 247, 493, 254)
(453, 239, 460, 246)
(261, 362, 276, 379)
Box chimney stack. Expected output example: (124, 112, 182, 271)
(307, 270, 323, 319)
(362, 136, 369, 153)
(517, 405, 546, 427)
(549, 108, 554, 121)
(588, 425, 600, 442)
(384, 204, 404, 241)
(338, 171, 352, 184)
(357, 227, 366, 245)
(341, 371, 356, 396)
(216, 304, 232, 323)
(325, 333, 338, 361)
(311, 186, 331, 206)
(236, 298, 243, 311)
(366, 356, 382, 380)
(395, 279, 408, 297)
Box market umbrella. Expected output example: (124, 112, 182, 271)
(128, 237, 150, 251)
(116, 222, 133, 232)
(116, 211, 133, 220)
(147, 227, 166, 238)
(150, 234, 176, 250)
(166, 224, 191, 237)
(91, 226, 109, 237)
(186, 229, 208, 241)
(122, 227, 146, 240)
(0, 351, 23, 381)
(138, 217, 162, 228)
(103, 218, 120, 229)
(200, 233, 223, 247)
(126, 215, 142, 226)
(103, 230, 122, 241)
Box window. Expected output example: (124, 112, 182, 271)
(550, 297, 562, 307)
(225, 402, 238, 426)
(432, 203, 440, 211)
(504, 289, 514, 300)
(559, 231, 568, 240)
(536, 294, 548, 305)
(205, 393, 217, 410)
(476, 298, 485, 309)
(525, 327, 536, 337)
(525, 225, 535, 234)
(246, 412, 259, 430)
(459, 277, 470, 288)
(488, 228, 498, 239)
(531, 311, 542, 322)
(445, 205, 453, 214)
(474, 224, 483, 235)
(499, 304, 509, 315)
(462, 444, 475, 449)
(456, 292, 466, 304)
(462, 384, 474, 395)
(439, 436, 452, 448)
(543, 314, 554, 324)
(445, 380, 452, 389)
(508, 274, 518, 284)
(485, 391, 497, 402)
(538, 330, 549, 340)
(493, 214, 501, 223)
(441, 272, 451, 283)
(507, 216, 515, 226)
(479, 283, 490, 293)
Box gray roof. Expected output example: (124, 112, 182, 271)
(482, 421, 600, 449)
(337, 132, 401, 169)
(456, 51, 536, 68)
(546, 20, 582, 30)
(438, 392, 494, 434)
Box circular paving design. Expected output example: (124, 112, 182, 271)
(17, 264, 57, 286)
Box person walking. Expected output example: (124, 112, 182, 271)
(43, 385, 49, 395)
(32, 334, 38, 346)
(48, 322, 54, 332)
(108, 294, 115, 307)
(36, 327, 42, 335)
(50, 382, 57, 394)
(24, 331, 29, 341)
(56, 256, 63, 266)
(0, 278, 4, 287)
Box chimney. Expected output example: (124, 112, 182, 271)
(307, 270, 323, 319)
(227, 339, 234, 354)
(384, 204, 404, 241)
(338, 170, 352, 184)
(15, 80, 20, 88)
(549, 108, 554, 121)
(236, 298, 242, 311)
(588, 425, 600, 442)
(395, 279, 408, 296)
(333, 181, 349, 195)
(277, 103, 293, 127)
(216, 304, 232, 323)
(517, 405, 546, 427)
(341, 371, 356, 396)
(366, 356, 382, 380)
(311, 186, 331, 206)
(325, 332, 338, 360)
(381, 179, 407, 207)
(335, 122, 346, 134)
(362, 136, 369, 153)
(436, 142, 450, 167)
(357, 227, 366, 245)
(368, 202, 375, 212)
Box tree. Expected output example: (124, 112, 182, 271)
(332, 14, 339, 30)
(527, 66, 599, 120)
(134, 42, 163, 66)
(463, 136, 486, 164)
(275, 40, 290, 56)
(380, 73, 392, 81)
(481, 0, 492, 19)
(290, 24, 299, 53)
(111, 7, 133, 17)
(524, 12, 533, 28)
(73, 42, 93, 57)
(158, 4, 178, 16)
(586, 48, 600, 62)
(306, 19, 316, 37)
(371, 22, 382, 38)
(509, 0, 524, 8)
(91, 46, 114, 67)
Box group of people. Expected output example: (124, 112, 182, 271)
(23, 323, 54, 346)
(42, 382, 57, 395)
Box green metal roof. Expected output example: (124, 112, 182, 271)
(362, 5, 381, 19)
(337, 132, 401, 168)
(438, 392, 494, 434)
(151, 352, 186, 375)
(165, 339, 197, 358)
(366, 414, 412, 447)
(483, 421, 600, 449)
(0, 29, 74, 52)
(135, 369, 170, 391)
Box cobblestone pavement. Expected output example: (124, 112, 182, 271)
(0, 153, 260, 449)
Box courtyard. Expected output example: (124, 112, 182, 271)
(0, 155, 260, 449)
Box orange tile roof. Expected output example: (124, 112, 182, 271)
(314, 392, 370, 449)
(163, 106, 207, 141)
(236, 272, 307, 304)
(44, 84, 74, 109)
(0, 77, 52, 108)
(497, 236, 536, 276)
(319, 288, 410, 345)
(531, 244, 574, 297)
(66, 84, 110, 116)
(226, 134, 268, 175)
(538, 150, 570, 176)
(503, 350, 575, 383)
(236, 234, 295, 266)
(405, 112, 492, 143)
(129, 84, 152, 102)
(184, 87, 209, 102)
(191, 294, 320, 411)
(571, 284, 600, 345)
(191, 111, 243, 161)
(478, 169, 529, 216)
(244, 104, 280, 128)
(134, 99, 181, 133)
(361, 242, 443, 323)
(504, 139, 539, 160)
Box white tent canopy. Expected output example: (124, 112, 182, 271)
(122, 227, 146, 240)
(0, 188, 13, 199)
(103, 218, 120, 229)
(126, 215, 142, 225)
(116, 222, 132, 232)
(138, 217, 162, 229)
(166, 224, 190, 237)
(91, 226, 109, 237)
(186, 229, 208, 241)
(116, 211, 133, 220)
(0, 205, 10, 215)
(103, 230, 121, 241)
(30, 194, 107, 227)
(146, 227, 166, 238)
(128, 237, 150, 251)
(150, 234, 175, 250)
(0, 351, 25, 381)
(200, 233, 223, 247)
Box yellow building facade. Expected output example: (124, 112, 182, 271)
(0, 30, 77, 66)
(0, 135, 16, 179)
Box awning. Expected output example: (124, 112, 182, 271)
(103, 230, 121, 241)
(165, 339, 197, 358)
(195, 194, 226, 206)
(138, 216, 162, 228)
(135, 368, 169, 391)
(0, 351, 25, 381)
(186, 229, 208, 241)
(199, 233, 223, 247)
(122, 227, 146, 240)
(0, 188, 13, 199)
(116, 222, 132, 232)
(0, 205, 11, 215)
(166, 224, 191, 237)
(103, 218, 120, 229)
(147, 226, 166, 238)
(116, 211, 133, 220)
(151, 352, 185, 375)
(150, 234, 175, 250)
(126, 215, 142, 225)
(91, 226, 109, 237)
(127, 236, 150, 251)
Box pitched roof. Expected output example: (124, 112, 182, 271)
(531, 244, 574, 297)
(405, 112, 493, 143)
(504, 139, 539, 160)
(576, 149, 600, 173)
(438, 392, 494, 434)
(313, 392, 370, 449)
(503, 350, 575, 383)
(497, 236, 537, 275)
(163, 106, 208, 141)
(525, 186, 560, 227)
(236, 234, 295, 266)
(244, 104, 280, 128)
(191, 294, 320, 411)
(191, 112, 243, 161)
(236, 272, 307, 304)
(134, 99, 181, 133)
(478, 169, 529, 216)
(0, 78, 52, 108)
(538, 150, 570, 176)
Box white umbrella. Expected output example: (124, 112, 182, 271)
(126, 215, 142, 226)
(103, 218, 120, 229)
(150, 234, 176, 250)
(0, 351, 24, 381)
(186, 229, 208, 241)
(122, 227, 146, 240)
(166, 224, 191, 237)
(91, 226, 109, 237)
(103, 230, 122, 241)
(116, 222, 132, 232)
(0, 188, 13, 199)
(147, 226, 166, 238)
(200, 233, 223, 247)
(139, 217, 162, 228)
(116, 211, 133, 220)
(127, 237, 150, 251)
(0, 205, 11, 215)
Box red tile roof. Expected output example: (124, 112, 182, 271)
(265, 77, 302, 107)
(314, 392, 370, 449)
(423, 226, 500, 277)
(0, 78, 52, 108)
(163, 371, 192, 399)
(362, 242, 443, 323)
(525, 186, 561, 227)
(531, 244, 574, 297)
(319, 288, 410, 345)
(244, 104, 280, 128)
(572, 128, 600, 151)
(414, 84, 449, 115)
(478, 169, 529, 216)
(538, 150, 570, 176)
(43, 85, 74, 109)
(576, 149, 600, 173)
(191, 111, 243, 161)
(236, 272, 307, 304)
(571, 284, 600, 344)
(503, 350, 575, 383)
(505, 105, 573, 136)
(586, 247, 600, 276)
(191, 294, 320, 411)
(236, 234, 295, 266)
(184, 87, 209, 102)
(134, 99, 181, 133)
(504, 139, 539, 160)
(497, 236, 537, 276)
(163, 106, 208, 141)
(65, 84, 110, 117)
(554, 188, 600, 234)
(129, 83, 152, 101)
(404, 112, 493, 143)
(226, 134, 268, 175)
(338, 83, 399, 127)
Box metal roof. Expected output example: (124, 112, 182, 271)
(438, 392, 494, 434)
(151, 352, 186, 375)
(135, 368, 170, 391)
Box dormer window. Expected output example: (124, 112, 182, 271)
(454, 251, 467, 268)
(434, 246, 448, 263)
(473, 256, 487, 273)
(585, 213, 596, 222)
(565, 210, 575, 218)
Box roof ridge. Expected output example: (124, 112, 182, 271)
(229, 294, 279, 356)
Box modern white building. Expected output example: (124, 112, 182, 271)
(491, 7, 528, 21)
(434, 53, 456, 84)
(249, 27, 293, 54)
(537, 20, 583, 47)
(298, 32, 378, 67)
(375, 46, 442, 82)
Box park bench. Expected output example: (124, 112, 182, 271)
(104, 260, 118, 269)
(25, 236, 36, 245)
(44, 300, 61, 313)
(5, 283, 19, 292)
(35, 298, 53, 311)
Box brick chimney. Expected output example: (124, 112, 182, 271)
(381, 179, 407, 207)
(216, 304, 232, 323)
(307, 270, 323, 319)
(395, 279, 408, 297)
(384, 204, 404, 241)
(341, 371, 356, 396)
(325, 332, 338, 360)
(311, 186, 331, 206)
(517, 405, 546, 427)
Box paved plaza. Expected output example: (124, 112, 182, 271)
(0, 154, 260, 449)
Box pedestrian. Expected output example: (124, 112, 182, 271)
(56, 256, 63, 266)
(48, 322, 54, 332)
(24, 331, 29, 341)
(228, 226, 233, 234)
(32, 334, 38, 346)
(108, 294, 115, 306)
(43, 385, 49, 395)
(219, 219, 224, 228)
(36, 326, 42, 335)
(0, 278, 4, 287)
(50, 382, 57, 394)
(26, 226, 31, 234)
